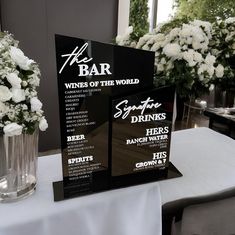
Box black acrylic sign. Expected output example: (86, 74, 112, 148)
(53, 34, 182, 201)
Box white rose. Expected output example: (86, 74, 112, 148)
(186, 37, 193, 45)
(11, 88, 26, 103)
(154, 33, 165, 41)
(180, 27, 192, 38)
(198, 64, 207, 75)
(163, 43, 181, 59)
(6, 72, 22, 88)
(30, 97, 42, 112)
(225, 17, 235, 24)
(115, 35, 122, 44)
(183, 51, 193, 64)
(222, 29, 230, 35)
(225, 34, 233, 42)
(39, 117, 48, 131)
(157, 64, 164, 72)
(188, 60, 197, 67)
(151, 42, 161, 51)
(192, 40, 202, 50)
(3, 123, 23, 137)
(29, 75, 40, 87)
(160, 58, 167, 65)
(215, 64, 224, 78)
(116, 36, 126, 46)
(22, 81, 28, 87)
(136, 38, 145, 48)
(126, 26, 133, 35)
(193, 52, 203, 63)
(232, 43, 235, 50)
(198, 74, 204, 81)
(201, 43, 208, 53)
(211, 49, 220, 56)
(10, 46, 33, 70)
(142, 44, 150, 51)
(0, 85, 12, 102)
(0, 101, 8, 119)
(192, 20, 212, 32)
(207, 66, 215, 78)
(169, 28, 181, 38)
(130, 41, 137, 48)
(192, 29, 205, 42)
(209, 84, 215, 91)
(205, 54, 216, 65)
(166, 61, 174, 70)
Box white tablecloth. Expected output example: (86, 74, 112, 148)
(1, 127, 235, 235)
(0, 156, 162, 235)
(160, 127, 235, 205)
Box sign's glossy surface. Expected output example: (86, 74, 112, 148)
(54, 35, 181, 201)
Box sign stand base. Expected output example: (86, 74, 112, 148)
(53, 162, 182, 202)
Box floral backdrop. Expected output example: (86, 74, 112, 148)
(116, 17, 235, 99)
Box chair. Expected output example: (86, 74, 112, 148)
(171, 197, 235, 235)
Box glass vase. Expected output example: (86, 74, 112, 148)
(0, 130, 38, 202)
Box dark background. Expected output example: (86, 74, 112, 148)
(0, 0, 118, 151)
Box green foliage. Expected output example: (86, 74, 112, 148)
(0, 32, 5, 38)
(129, 0, 149, 41)
(159, 17, 190, 33)
(175, 0, 235, 22)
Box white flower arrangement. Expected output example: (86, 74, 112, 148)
(210, 17, 235, 89)
(224, 17, 235, 56)
(116, 19, 235, 97)
(0, 32, 48, 137)
(116, 26, 137, 48)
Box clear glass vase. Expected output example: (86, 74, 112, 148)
(0, 130, 38, 202)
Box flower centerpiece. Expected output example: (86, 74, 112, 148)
(0, 32, 48, 135)
(0, 32, 48, 202)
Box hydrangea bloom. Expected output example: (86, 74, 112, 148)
(116, 19, 234, 97)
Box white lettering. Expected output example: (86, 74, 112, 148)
(59, 44, 112, 76)
(100, 63, 112, 75)
(146, 127, 169, 136)
(114, 97, 162, 119)
(59, 44, 92, 74)
(67, 135, 85, 142)
(68, 155, 93, 164)
(131, 113, 166, 123)
(78, 64, 90, 76)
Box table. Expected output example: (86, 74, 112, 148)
(204, 108, 235, 139)
(1, 127, 235, 235)
(160, 127, 235, 205)
(0, 159, 162, 235)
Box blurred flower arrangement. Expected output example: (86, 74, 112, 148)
(116, 18, 235, 98)
(0, 32, 48, 137)
(210, 18, 235, 89)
